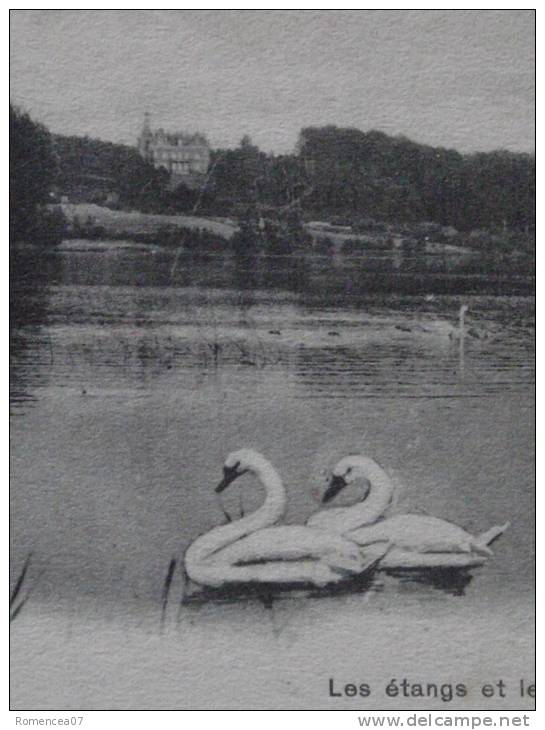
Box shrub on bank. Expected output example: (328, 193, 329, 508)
(21, 206, 69, 247)
(313, 236, 335, 255)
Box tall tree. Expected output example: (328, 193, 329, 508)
(10, 105, 58, 242)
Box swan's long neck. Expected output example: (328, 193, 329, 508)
(459, 306, 467, 334)
(308, 457, 395, 534)
(343, 458, 395, 529)
(185, 456, 287, 569)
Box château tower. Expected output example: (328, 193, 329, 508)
(137, 112, 154, 162)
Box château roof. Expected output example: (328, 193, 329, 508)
(151, 129, 209, 147)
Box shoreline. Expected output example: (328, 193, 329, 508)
(10, 594, 535, 711)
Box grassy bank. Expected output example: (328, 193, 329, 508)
(60, 203, 237, 241)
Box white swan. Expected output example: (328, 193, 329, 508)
(307, 455, 509, 570)
(453, 303, 469, 339)
(396, 304, 473, 340)
(184, 449, 385, 589)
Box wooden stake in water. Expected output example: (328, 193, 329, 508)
(160, 557, 177, 629)
(458, 304, 469, 380)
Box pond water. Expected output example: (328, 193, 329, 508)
(10, 247, 535, 708)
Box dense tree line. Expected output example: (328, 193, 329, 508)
(52, 134, 170, 211)
(49, 126, 536, 235)
(195, 128, 533, 236)
(292, 126, 535, 232)
(11, 105, 534, 248)
(203, 137, 304, 214)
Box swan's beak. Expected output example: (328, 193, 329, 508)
(322, 474, 348, 503)
(215, 465, 240, 493)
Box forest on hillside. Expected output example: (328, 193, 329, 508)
(11, 105, 535, 250)
(50, 126, 535, 234)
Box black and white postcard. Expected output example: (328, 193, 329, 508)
(10, 9, 535, 712)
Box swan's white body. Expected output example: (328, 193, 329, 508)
(397, 304, 472, 340)
(348, 514, 509, 569)
(185, 450, 384, 589)
(307, 455, 509, 570)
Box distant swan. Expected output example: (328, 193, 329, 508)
(450, 303, 469, 340)
(307, 455, 509, 570)
(184, 449, 384, 589)
(396, 304, 476, 340)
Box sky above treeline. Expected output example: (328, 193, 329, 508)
(10, 9, 535, 155)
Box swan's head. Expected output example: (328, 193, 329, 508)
(460, 304, 469, 315)
(322, 455, 376, 503)
(215, 448, 266, 493)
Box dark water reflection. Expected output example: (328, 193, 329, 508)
(10, 248, 535, 616)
